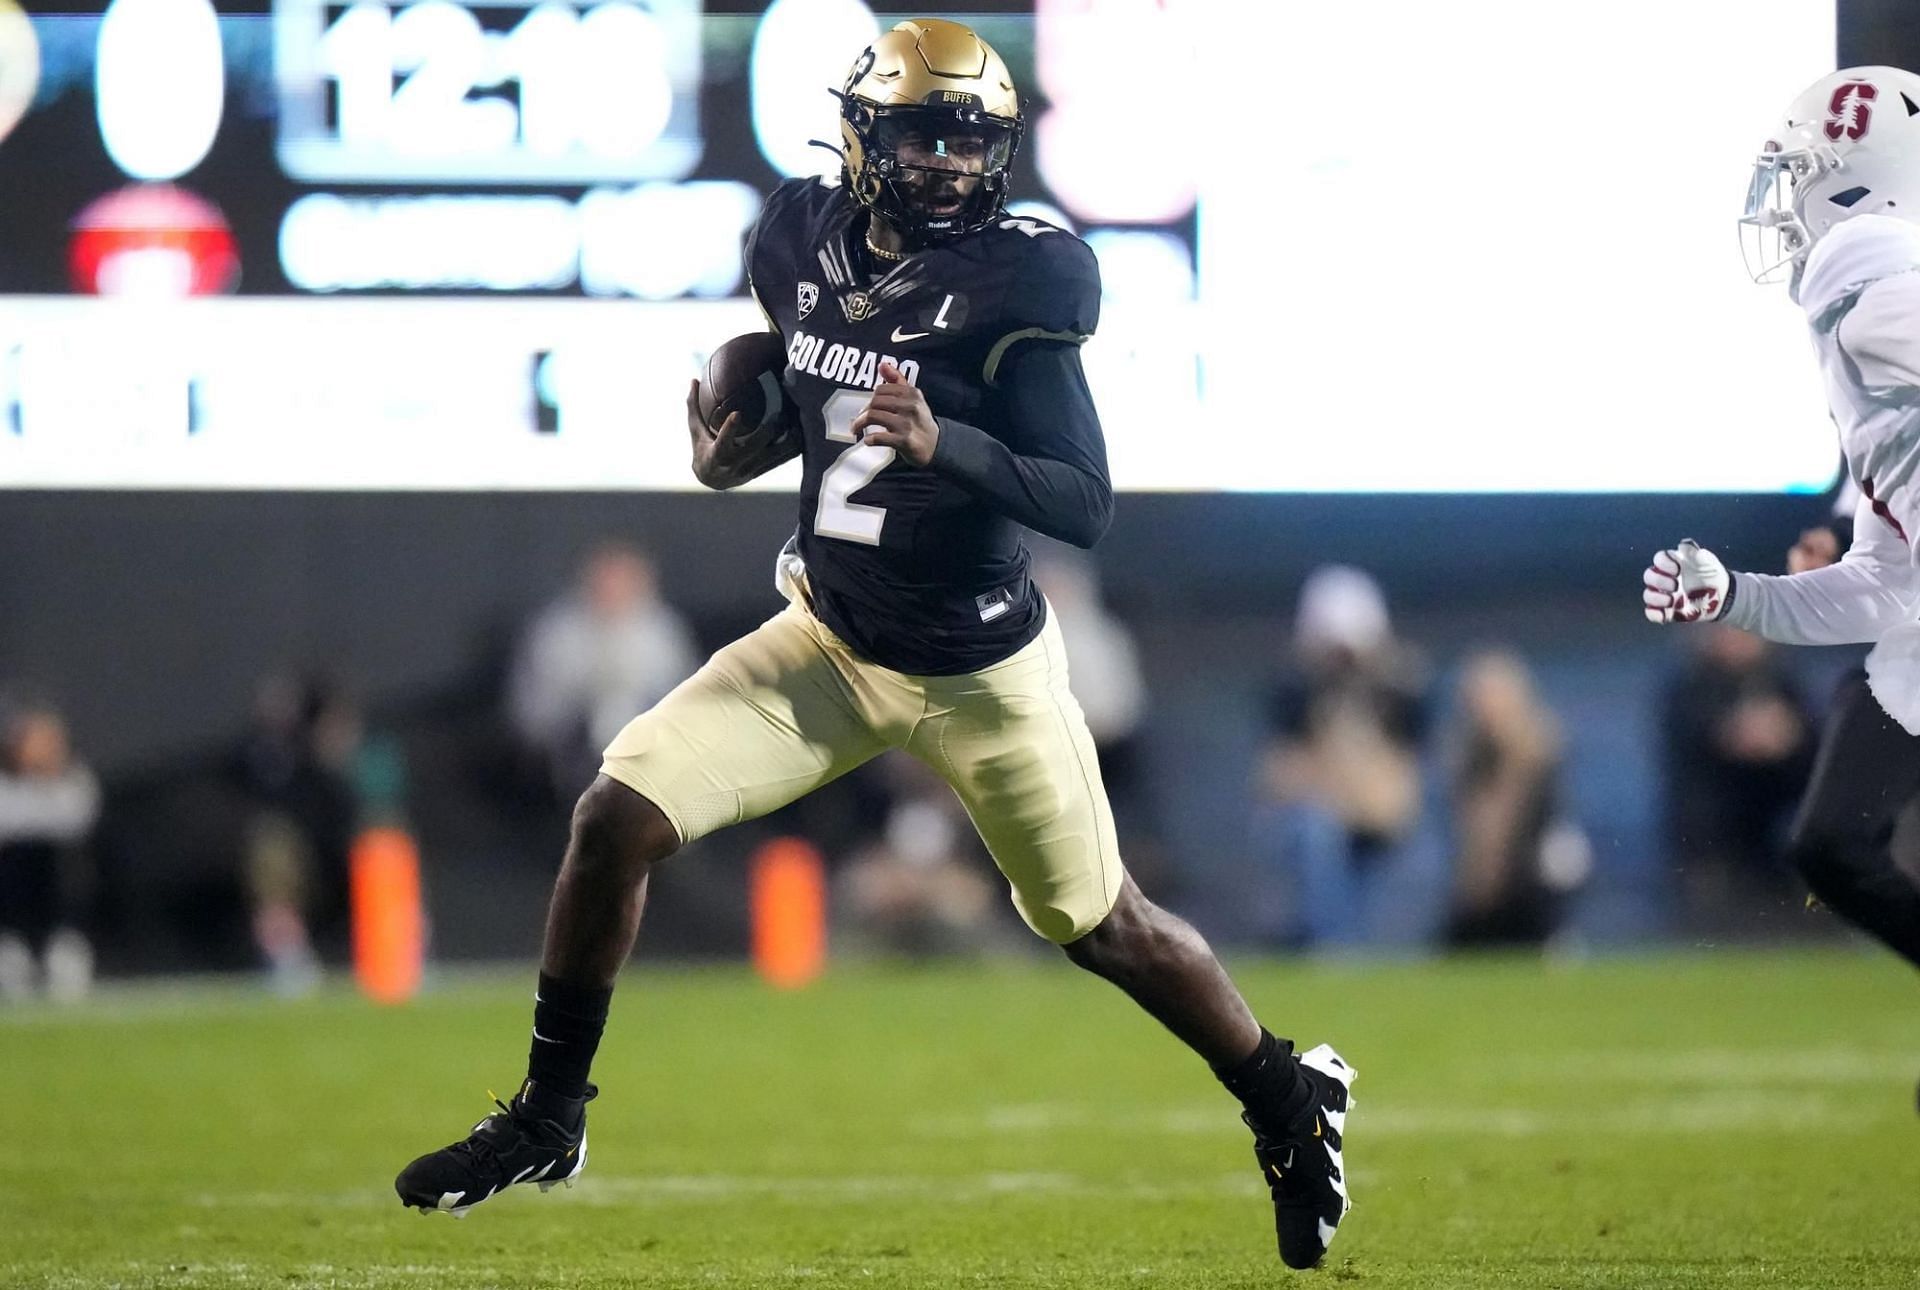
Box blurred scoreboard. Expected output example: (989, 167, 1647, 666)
(0, 0, 1212, 489)
(0, 0, 1848, 493)
(275, 0, 703, 185)
(5, 1, 760, 295)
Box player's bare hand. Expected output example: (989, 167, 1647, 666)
(687, 379, 794, 490)
(850, 360, 940, 467)
(1787, 525, 1841, 573)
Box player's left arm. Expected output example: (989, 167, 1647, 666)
(1646, 496, 1920, 642)
(1648, 276, 1920, 636)
(851, 233, 1113, 548)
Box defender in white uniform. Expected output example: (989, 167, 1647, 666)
(1643, 66, 1920, 982)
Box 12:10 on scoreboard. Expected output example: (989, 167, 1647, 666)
(274, 0, 703, 184)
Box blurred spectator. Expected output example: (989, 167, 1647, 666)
(508, 541, 699, 799)
(1786, 477, 1858, 575)
(1031, 552, 1146, 763)
(232, 671, 363, 994)
(1030, 552, 1162, 878)
(835, 756, 1013, 957)
(0, 696, 100, 1002)
(1251, 565, 1444, 950)
(1444, 650, 1589, 949)
(1660, 625, 1816, 914)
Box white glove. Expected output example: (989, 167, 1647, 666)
(1643, 539, 1731, 624)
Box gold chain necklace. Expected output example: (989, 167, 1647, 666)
(864, 233, 907, 262)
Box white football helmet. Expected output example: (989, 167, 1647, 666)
(1741, 65, 1920, 282)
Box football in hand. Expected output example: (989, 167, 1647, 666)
(697, 331, 794, 436)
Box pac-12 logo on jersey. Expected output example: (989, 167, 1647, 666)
(1826, 81, 1878, 140)
(798, 281, 818, 320)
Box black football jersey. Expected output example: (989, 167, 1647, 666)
(744, 177, 1106, 675)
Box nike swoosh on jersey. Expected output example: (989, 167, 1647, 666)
(890, 327, 930, 342)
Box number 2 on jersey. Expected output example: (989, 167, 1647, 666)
(813, 387, 894, 546)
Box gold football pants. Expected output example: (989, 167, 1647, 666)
(600, 598, 1124, 943)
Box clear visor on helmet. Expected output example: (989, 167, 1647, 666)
(1739, 146, 1813, 284)
(870, 109, 1016, 179)
(865, 108, 1017, 231)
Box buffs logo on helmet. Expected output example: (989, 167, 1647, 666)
(832, 19, 1024, 247)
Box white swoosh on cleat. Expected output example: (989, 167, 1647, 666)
(1318, 1218, 1340, 1248)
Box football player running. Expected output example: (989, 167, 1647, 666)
(1644, 67, 1920, 1015)
(397, 19, 1355, 1269)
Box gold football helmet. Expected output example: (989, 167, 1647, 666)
(834, 19, 1023, 245)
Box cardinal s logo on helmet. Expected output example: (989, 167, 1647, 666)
(1741, 65, 1920, 282)
(830, 18, 1024, 248)
(1824, 81, 1878, 141)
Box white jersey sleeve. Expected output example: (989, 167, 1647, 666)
(1838, 271, 1920, 390)
(1726, 218, 1920, 647)
(1722, 491, 1920, 645)
(1831, 266, 1920, 562)
(1744, 214, 1920, 733)
(1797, 217, 1920, 541)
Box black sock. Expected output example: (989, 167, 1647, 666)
(521, 973, 611, 1118)
(1214, 1027, 1309, 1132)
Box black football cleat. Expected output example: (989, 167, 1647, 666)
(1247, 1044, 1355, 1269)
(394, 1083, 595, 1217)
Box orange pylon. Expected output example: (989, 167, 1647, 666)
(749, 837, 826, 989)
(350, 825, 424, 1004)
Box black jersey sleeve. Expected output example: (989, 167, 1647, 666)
(997, 228, 1102, 348)
(742, 178, 817, 335)
(925, 231, 1112, 548)
(928, 343, 1112, 548)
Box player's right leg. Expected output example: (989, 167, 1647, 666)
(1783, 673, 1920, 971)
(1064, 877, 1356, 1270)
(906, 611, 1355, 1268)
(395, 603, 886, 1216)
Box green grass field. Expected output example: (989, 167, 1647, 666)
(5, 949, 1919, 1289)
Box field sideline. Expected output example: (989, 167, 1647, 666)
(5, 949, 1919, 1289)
